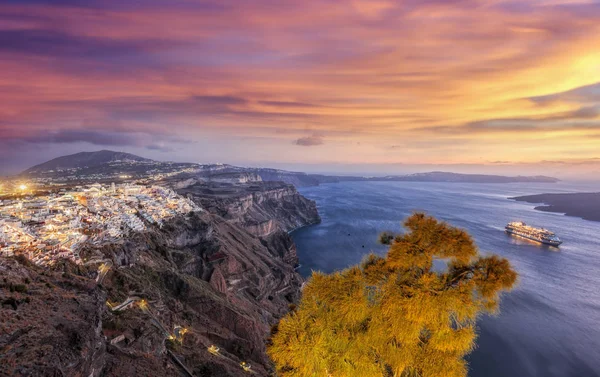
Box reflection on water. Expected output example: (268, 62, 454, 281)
(506, 233, 561, 250)
(291, 181, 600, 377)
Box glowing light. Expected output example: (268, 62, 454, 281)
(98, 263, 111, 274)
(138, 299, 148, 311)
(19, 184, 28, 191)
(240, 362, 252, 372)
(208, 345, 220, 355)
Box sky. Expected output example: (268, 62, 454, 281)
(0, 0, 599, 179)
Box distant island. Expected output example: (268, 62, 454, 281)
(18, 150, 560, 186)
(511, 192, 600, 222)
(242, 169, 559, 186)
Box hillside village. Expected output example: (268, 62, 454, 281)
(0, 183, 202, 266)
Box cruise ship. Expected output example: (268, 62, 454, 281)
(505, 221, 563, 246)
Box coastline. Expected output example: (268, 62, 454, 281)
(287, 219, 321, 235)
(511, 192, 600, 222)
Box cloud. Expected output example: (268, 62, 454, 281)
(146, 143, 174, 152)
(259, 100, 320, 108)
(1, 0, 228, 11)
(1, 128, 190, 152)
(47, 95, 248, 116)
(0, 29, 173, 59)
(190, 95, 247, 106)
(2, 0, 99, 5)
(1, 0, 600, 169)
(295, 135, 324, 146)
(30, 129, 140, 146)
(530, 82, 600, 105)
(37, 95, 320, 127)
(419, 109, 600, 135)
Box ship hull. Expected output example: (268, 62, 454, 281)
(505, 229, 562, 246)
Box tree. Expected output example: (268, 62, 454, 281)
(268, 213, 517, 377)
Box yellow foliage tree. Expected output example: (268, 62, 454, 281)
(268, 213, 517, 377)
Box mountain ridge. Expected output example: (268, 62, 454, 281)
(20, 150, 560, 185)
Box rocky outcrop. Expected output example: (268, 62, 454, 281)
(260, 229, 300, 266)
(91, 212, 304, 376)
(203, 172, 262, 184)
(180, 181, 320, 237)
(0, 258, 106, 377)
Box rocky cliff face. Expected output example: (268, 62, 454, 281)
(181, 181, 320, 238)
(0, 181, 320, 377)
(203, 172, 262, 184)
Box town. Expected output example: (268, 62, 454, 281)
(0, 183, 202, 266)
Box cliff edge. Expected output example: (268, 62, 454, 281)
(0, 180, 320, 377)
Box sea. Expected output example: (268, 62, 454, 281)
(290, 181, 600, 377)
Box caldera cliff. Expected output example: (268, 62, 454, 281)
(0, 180, 320, 377)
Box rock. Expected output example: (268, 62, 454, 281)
(0, 259, 107, 377)
(209, 266, 228, 294)
(178, 180, 320, 236)
(110, 334, 125, 345)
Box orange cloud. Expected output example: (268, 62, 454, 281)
(0, 0, 599, 172)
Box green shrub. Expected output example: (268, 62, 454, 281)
(378, 231, 395, 245)
(13, 284, 27, 293)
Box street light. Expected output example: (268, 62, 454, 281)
(240, 362, 252, 372)
(138, 299, 148, 311)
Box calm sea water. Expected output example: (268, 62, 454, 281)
(291, 181, 600, 377)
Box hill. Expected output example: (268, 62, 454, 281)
(205, 168, 559, 187)
(384, 171, 559, 183)
(23, 150, 153, 174)
(19, 150, 560, 186)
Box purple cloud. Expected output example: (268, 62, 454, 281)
(295, 135, 323, 146)
(2, 128, 189, 152)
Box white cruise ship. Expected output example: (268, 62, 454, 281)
(505, 221, 562, 246)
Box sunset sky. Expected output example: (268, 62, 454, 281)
(1, 0, 599, 178)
